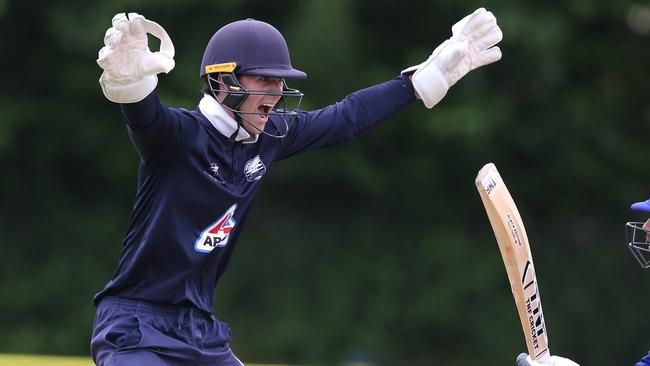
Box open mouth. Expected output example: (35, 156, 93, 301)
(257, 103, 273, 118)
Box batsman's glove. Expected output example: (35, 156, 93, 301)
(516, 353, 580, 366)
(402, 7, 502, 108)
(97, 13, 175, 103)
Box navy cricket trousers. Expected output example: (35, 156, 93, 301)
(91, 296, 244, 366)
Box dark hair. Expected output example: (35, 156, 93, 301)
(201, 75, 220, 96)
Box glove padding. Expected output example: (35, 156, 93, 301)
(402, 8, 503, 108)
(516, 353, 580, 366)
(97, 13, 175, 103)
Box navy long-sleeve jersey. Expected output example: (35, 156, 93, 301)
(94, 75, 415, 313)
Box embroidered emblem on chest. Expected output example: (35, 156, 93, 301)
(194, 204, 237, 253)
(244, 155, 266, 182)
(204, 162, 225, 185)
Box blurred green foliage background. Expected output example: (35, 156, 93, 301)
(1, 0, 649, 365)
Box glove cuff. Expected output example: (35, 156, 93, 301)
(99, 73, 158, 103)
(409, 56, 449, 109)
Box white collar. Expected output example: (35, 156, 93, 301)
(198, 94, 258, 144)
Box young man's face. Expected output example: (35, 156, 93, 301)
(644, 218, 650, 241)
(232, 75, 283, 135)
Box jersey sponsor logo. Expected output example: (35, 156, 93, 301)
(194, 204, 237, 253)
(244, 155, 266, 182)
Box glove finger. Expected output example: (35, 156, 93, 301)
(113, 13, 146, 43)
(451, 14, 472, 36)
(466, 15, 498, 41)
(454, 8, 495, 37)
(471, 10, 496, 30)
(138, 52, 175, 75)
(112, 13, 133, 42)
(127, 14, 147, 38)
(474, 26, 503, 50)
(473, 46, 502, 69)
(126, 12, 145, 21)
(111, 12, 128, 27)
(97, 46, 114, 67)
(463, 11, 497, 40)
(114, 15, 131, 37)
(452, 7, 485, 36)
(103, 27, 122, 48)
(113, 12, 144, 27)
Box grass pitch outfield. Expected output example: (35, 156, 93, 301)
(0, 354, 284, 366)
(0, 354, 90, 366)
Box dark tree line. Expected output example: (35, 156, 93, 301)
(1, 0, 649, 365)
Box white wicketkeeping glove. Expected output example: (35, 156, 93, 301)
(516, 353, 580, 366)
(97, 13, 175, 103)
(402, 7, 503, 108)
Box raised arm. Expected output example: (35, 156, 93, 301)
(277, 7, 503, 160)
(97, 13, 188, 162)
(276, 74, 415, 160)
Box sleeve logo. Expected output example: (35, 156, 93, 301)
(194, 204, 238, 253)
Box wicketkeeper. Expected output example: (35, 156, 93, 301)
(91, 9, 502, 366)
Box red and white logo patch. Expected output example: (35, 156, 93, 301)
(194, 204, 237, 253)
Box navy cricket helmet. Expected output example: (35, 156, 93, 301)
(200, 19, 305, 140)
(200, 18, 306, 79)
(626, 197, 650, 268)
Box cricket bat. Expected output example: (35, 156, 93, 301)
(475, 163, 551, 362)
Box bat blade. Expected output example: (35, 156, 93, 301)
(475, 163, 550, 361)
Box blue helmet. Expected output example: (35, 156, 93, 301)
(200, 19, 306, 140)
(200, 18, 306, 79)
(626, 197, 650, 268)
(631, 198, 650, 213)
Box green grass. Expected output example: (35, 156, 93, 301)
(0, 354, 90, 366)
(0, 354, 280, 366)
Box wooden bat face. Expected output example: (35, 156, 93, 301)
(475, 163, 550, 361)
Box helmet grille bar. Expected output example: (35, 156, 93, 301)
(205, 73, 304, 139)
(626, 222, 650, 269)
